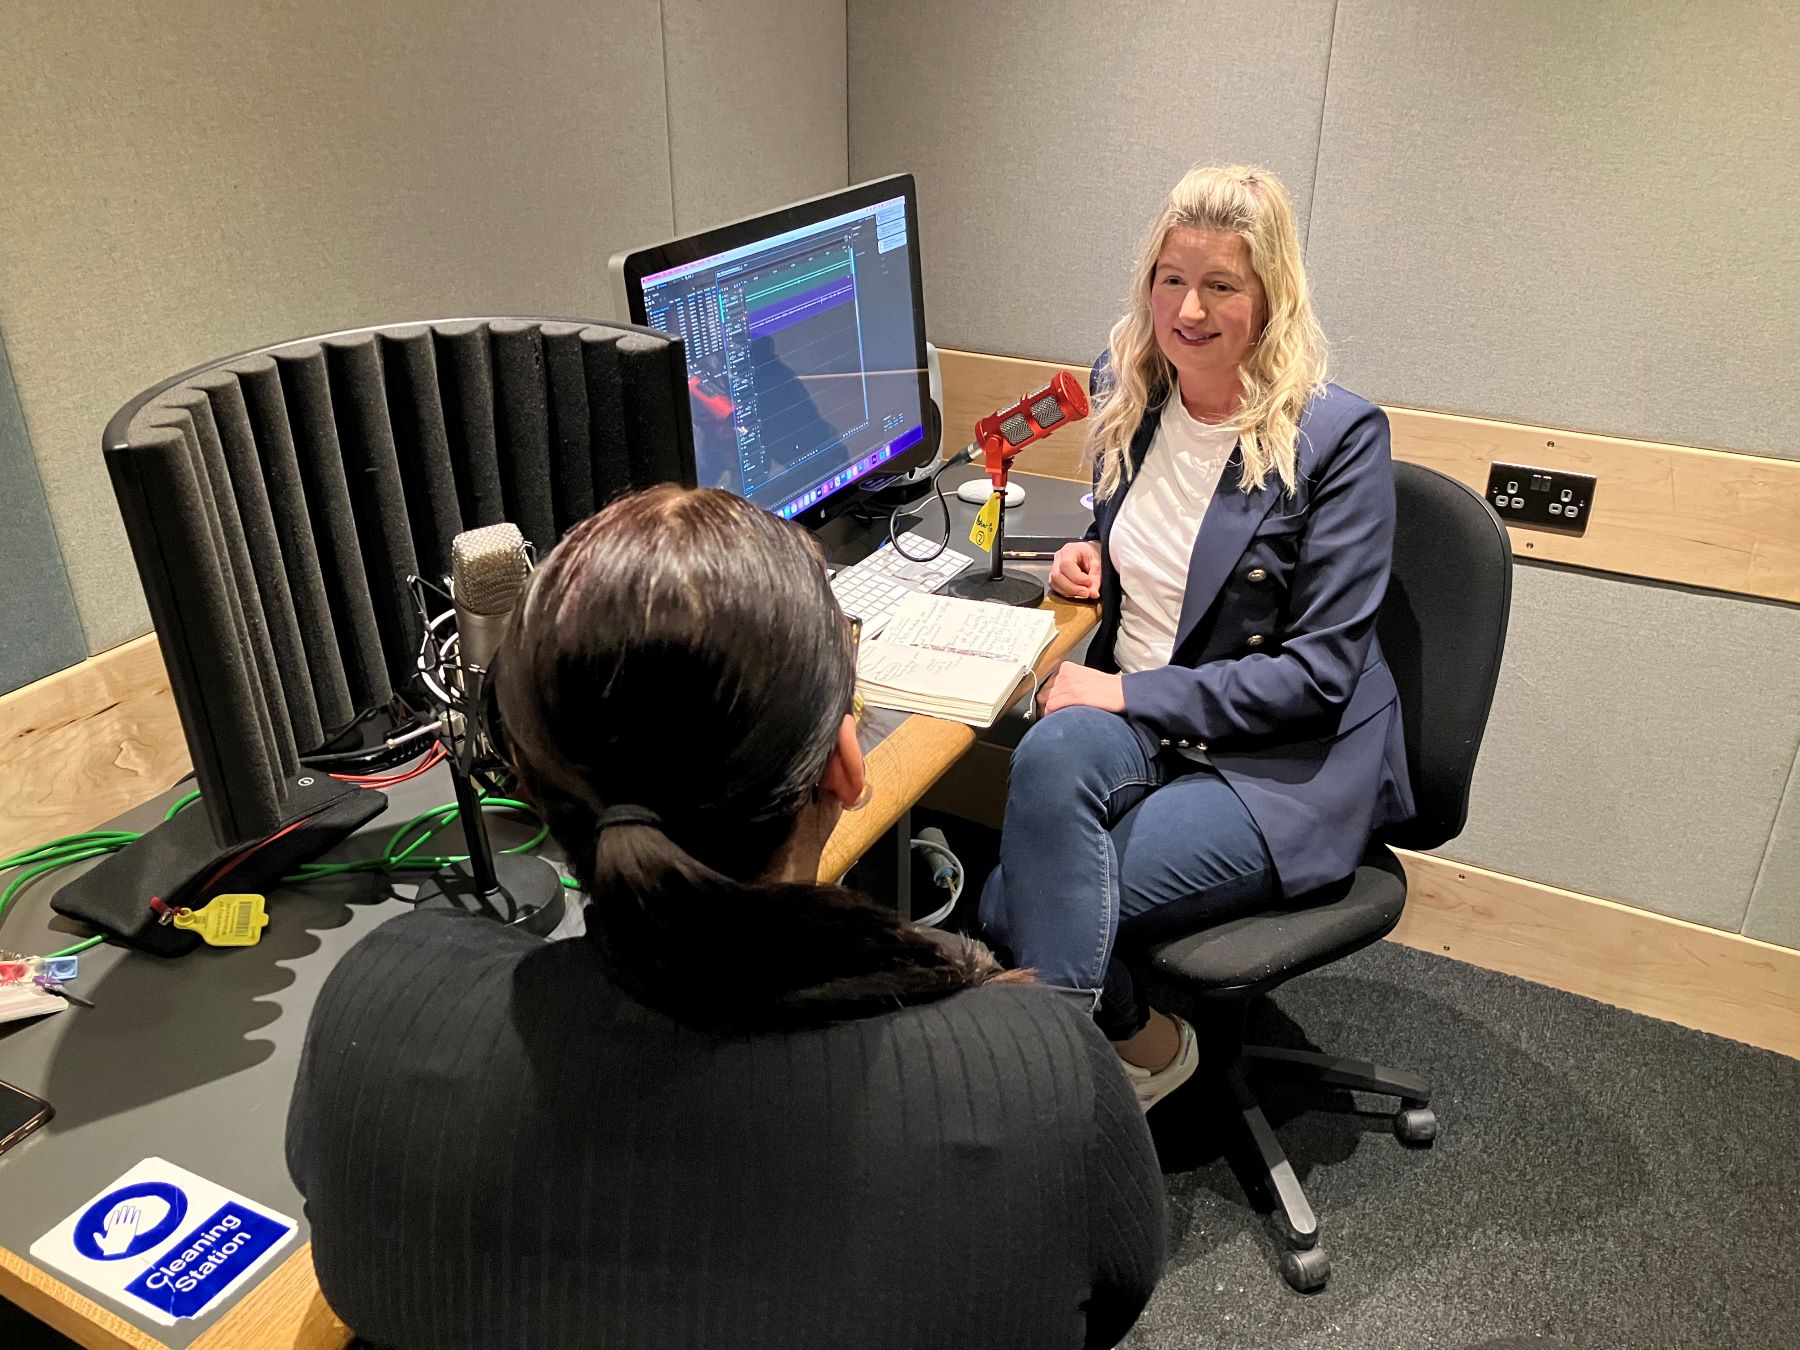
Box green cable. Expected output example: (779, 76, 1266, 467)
(0, 846, 116, 924)
(2, 832, 139, 870)
(291, 798, 547, 880)
(285, 804, 470, 880)
(375, 797, 545, 867)
(165, 789, 201, 821)
(46, 935, 105, 959)
(386, 803, 471, 865)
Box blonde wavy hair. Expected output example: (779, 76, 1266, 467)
(1090, 165, 1327, 500)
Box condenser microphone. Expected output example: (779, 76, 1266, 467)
(973, 371, 1090, 489)
(946, 372, 1090, 609)
(431, 521, 561, 933)
(451, 523, 531, 679)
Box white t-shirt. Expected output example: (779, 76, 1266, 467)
(1111, 390, 1240, 676)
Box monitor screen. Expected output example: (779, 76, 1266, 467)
(612, 177, 932, 525)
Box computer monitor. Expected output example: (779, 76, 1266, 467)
(611, 175, 934, 528)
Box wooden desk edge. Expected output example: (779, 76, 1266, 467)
(1, 1246, 172, 1350)
(193, 1243, 348, 1350)
(1, 1241, 345, 1350)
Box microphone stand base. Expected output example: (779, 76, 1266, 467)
(944, 570, 1046, 608)
(412, 852, 566, 938)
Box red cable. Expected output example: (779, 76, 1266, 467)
(360, 742, 447, 787)
(191, 807, 330, 900)
(333, 742, 446, 787)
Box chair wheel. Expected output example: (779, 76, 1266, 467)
(1280, 1246, 1331, 1292)
(1394, 1106, 1438, 1145)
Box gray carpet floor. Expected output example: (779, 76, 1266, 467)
(1126, 939, 1800, 1350)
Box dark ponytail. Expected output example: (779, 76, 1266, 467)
(497, 486, 1017, 1034)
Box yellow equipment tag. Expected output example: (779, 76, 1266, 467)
(969, 492, 1002, 550)
(172, 893, 270, 947)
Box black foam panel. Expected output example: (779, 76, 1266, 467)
(159, 393, 293, 781)
(278, 346, 394, 715)
(105, 319, 694, 847)
(107, 423, 285, 842)
(491, 320, 557, 551)
(325, 337, 424, 692)
(618, 333, 695, 490)
(237, 355, 358, 734)
(435, 324, 507, 528)
(581, 329, 632, 503)
(197, 371, 324, 751)
(380, 327, 466, 583)
(541, 323, 596, 535)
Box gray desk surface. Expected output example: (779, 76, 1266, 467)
(0, 468, 1094, 1346)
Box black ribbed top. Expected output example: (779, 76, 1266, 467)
(286, 909, 1166, 1350)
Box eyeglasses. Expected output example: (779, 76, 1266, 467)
(842, 610, 866, 722)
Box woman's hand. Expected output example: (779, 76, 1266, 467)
(1038, 662, 1125, 716)
(1049, 541, 1102, 600)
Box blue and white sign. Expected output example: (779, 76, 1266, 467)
(30, 1157, 298, 1326)
(71, 1181, 188, 1260)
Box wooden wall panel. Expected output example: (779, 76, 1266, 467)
(1392, 852, 1800, 1059)
(0, 636, 189, 859)
(937, 348, 1800, 603)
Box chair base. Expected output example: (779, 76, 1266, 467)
(1217, 1043, 1438, 1292)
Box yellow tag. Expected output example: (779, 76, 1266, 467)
(172, 893, 269, 947)
(969, 492, 1002, 550)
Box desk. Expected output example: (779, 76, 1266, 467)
(0, 472, 1101, 1350)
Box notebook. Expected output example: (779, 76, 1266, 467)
(856, 591, 1058, 727)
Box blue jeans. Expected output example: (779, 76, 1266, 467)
(979, 706, 1276, 1040)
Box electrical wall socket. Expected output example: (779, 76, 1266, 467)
(1484, 461, 1596, 534)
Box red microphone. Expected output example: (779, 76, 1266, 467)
(973, 371, 1090, 489)
(941, 371, 1090, 609)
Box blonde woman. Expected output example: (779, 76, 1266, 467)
(979, 166, 1415, 1109)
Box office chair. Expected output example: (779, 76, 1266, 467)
(1136, 461, 1512, 1292)
(60, 318, 694, 953)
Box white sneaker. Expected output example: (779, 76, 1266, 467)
(1120, 1014, 1199, 1112)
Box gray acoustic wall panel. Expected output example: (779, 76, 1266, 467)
(1305, 0, 1800, 457)
(1742, 746, 1800, 948)
(0, 1, 674, 656)
(0, 325, 86, 694)
(662, 0, 849, 235)
(1435, 563, 1800, 933)
(848, 0, 1339, 362)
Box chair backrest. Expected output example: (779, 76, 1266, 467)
(1377, 462, 1513, 852)
(104, 317, 694, 846)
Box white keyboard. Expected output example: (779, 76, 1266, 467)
(831, 536, 976, 638)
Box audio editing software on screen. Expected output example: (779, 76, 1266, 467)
(640, 196, 924, 519)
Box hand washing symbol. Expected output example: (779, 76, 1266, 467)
(95, 1196, 170, 1257)
(96, 1202, 141, 1256)
(73, 1182, 187, 1261)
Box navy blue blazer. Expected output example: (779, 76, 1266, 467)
(1081, 369, 1415, 897)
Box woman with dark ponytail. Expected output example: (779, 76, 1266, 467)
(499, 485, 1007, 1031)
(288, 486, 1166, 1350)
